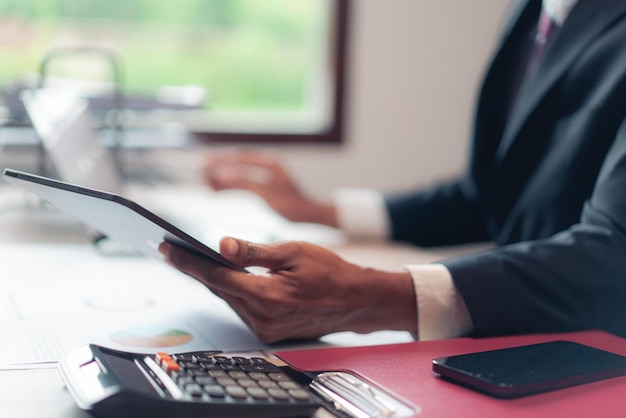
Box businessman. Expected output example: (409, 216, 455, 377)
(160, 0, 626, 343)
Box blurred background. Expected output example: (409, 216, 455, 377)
(0, 0, 510, 199)
(0, 0, 326, 113)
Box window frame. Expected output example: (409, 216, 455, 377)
(193, 0, 349, 144)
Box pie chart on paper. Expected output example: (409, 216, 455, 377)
(110, 326, 194, 348)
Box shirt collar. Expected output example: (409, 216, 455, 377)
(542, 0, 579, 26)
(542, 0, 578, 26)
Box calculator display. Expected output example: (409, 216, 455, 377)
(97, 348, 159, 395)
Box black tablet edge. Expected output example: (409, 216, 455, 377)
(3, 168, 246, 273)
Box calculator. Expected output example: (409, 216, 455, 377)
(59, 344, 418, 418)
(58, 344, 320, 418)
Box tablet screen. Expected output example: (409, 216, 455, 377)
(3, 168, 244, 272)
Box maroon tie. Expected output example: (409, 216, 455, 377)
(506, 9, 559, 115)
(532, 10, 557, 62)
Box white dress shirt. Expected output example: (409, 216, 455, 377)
(543, 0, 578, 25)
(334, 188, 473, 340)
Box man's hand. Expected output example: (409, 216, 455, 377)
(203, 151, 338, 226)
(159, 237, 417, 343)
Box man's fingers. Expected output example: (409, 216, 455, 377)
(203, 153, 281, 188)
(220, 237, 292, 271)
(205, 151, 279, 170)
(158, 242, 256, 296)
(203, 160, 277, 192)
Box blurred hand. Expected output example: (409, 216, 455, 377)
(203, 151, 338, 226)
(159, 237, 417, 343)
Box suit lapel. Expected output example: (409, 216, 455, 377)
(497, 0, 537, 49)
(495, 0, 626, 161)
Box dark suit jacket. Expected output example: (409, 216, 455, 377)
(386, 0, 626, 337)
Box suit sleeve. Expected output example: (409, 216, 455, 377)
(385, 177, 491, 247)
(443, 120, 626, 337)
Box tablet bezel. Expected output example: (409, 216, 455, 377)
(3, 168, 245, 272)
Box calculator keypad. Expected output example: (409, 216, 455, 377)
(154, 351, 313, 404)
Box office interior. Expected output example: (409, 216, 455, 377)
(6, 1, 626, 418)
(0, 2, 527, 418)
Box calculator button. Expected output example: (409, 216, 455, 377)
(175, 376, 195, 386)
(247, 387, 270, 400)
(216, 377, 237, 386)
(155, 352, 170, 363)
(162, 360, 180, 372)
(267, 388, 291, 401)
(199, 362, 221, 371)
(248, 372, 269, 380)
(180, 361, 201, 370)
(220, 363, 241, 372)
(278, 381, 300, 390)
(258, 380, 280, 389)
(225, 385, 248, 399)
(192, 353, 216, 362)
(155, 352, 180, 372)
(228, 371, 247, 379)
(237, 379, 258, 388)
(195, 376, 217, 385)
(208, 370, 228, 378)
(268, 372, 290, 381)
(203, 385, 226, 398)
(172, 354, 194, 362)
(232, 356, 253, 364)
(240, 363, 281, 373)
(185, 383, 204, 398)
(289, 389, 312, 401)
(187, 369, 208, 377)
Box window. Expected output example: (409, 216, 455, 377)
(0, 0, 349, 143)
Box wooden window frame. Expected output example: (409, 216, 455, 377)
(194, 0, 349, 144)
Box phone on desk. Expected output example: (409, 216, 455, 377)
(432, 340, 626, 398)
(59, 344, 417, 418)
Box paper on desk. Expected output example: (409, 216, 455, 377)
(0, 244, 270, 370)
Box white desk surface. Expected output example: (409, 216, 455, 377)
(0, 182, 487, 418)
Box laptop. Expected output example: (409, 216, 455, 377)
(3, 168, 244, 271)
(21, 87, 123, 194)
(21, 87, 214, 250)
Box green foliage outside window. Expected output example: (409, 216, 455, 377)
(0, 0, 330, 111)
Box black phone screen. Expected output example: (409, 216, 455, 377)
(432, 340, 626, 398)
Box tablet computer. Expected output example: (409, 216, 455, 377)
(3, 168, 244, 271)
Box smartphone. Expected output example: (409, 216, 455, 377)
(432, 340, 626, 398)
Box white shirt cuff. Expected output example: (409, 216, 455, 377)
(333, 188, 391, 240)
(405, 263, 474, 340)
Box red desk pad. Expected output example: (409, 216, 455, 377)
(276, 331, 626, 417)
